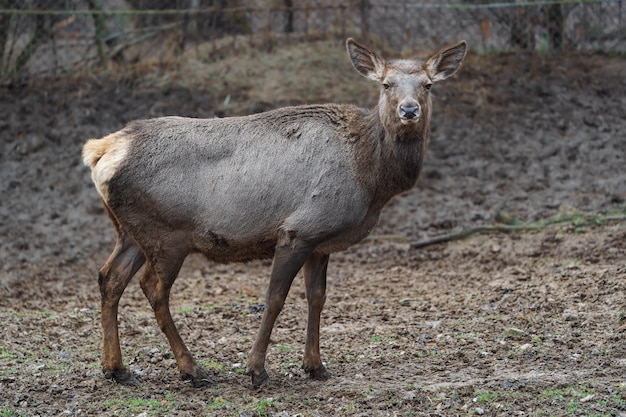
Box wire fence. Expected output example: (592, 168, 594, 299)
(0, 0, 624, 84)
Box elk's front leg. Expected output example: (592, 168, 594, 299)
(302, 252, 331, 380)
(246, 241, 313, 387)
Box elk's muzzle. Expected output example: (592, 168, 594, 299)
(399, 101, 420, 124)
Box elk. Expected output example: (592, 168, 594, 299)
(82, 38, 467, 388)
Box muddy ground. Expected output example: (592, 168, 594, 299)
(1, 43, 625, 416)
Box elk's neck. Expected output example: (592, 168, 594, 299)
(363, 107, 431, 200)
(385, 129, 428, 190)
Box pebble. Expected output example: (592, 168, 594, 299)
(505, 327, 527, 338)
(15, 134, 47, 155)
(403, 391, 417, 400)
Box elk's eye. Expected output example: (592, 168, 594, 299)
(423, 83, 433, 91)
(383, 82, 392, 90)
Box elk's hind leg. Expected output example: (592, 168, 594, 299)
(99, 225, 146, 385)
(140, 247, 213, 387)
(302, 252, 331, 380)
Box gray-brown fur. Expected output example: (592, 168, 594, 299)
(82, 38, 467, 388)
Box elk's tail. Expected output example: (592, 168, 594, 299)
(82, 132, 130, 200)
(83, 135, 115, 169)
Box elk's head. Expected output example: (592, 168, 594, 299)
(347, 38, 467, 135)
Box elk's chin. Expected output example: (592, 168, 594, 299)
(399, 117, 419, 125)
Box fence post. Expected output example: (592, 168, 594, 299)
(547, 4, 564, 52)
(284, 0, 294, 34)
(340, 3, 346, 41)
(360, 0, 369, 41)
(86, 0, 110, 64)
(617, 0, 624, 45)
(0, 3, 10, 77)
(9, 9, 47, 80)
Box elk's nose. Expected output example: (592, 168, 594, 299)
(399, 104, 420, 120)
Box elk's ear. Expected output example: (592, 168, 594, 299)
(425, 41, 467, 82)
(346, 38, 386, 82)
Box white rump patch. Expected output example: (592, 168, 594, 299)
(86, 132, 130, 201)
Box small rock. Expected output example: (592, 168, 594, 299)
(580, 394, 595, 402)
(59, 352, 72, 360)
(474, 407, 485, 415)
(15, 134, 47, 155)
(403, 391, 417, 400)
(505, 327, 527, 338)
(583, 115, 599, 128)
(399, 298, 415, 306)
(247, 303, 264, 313)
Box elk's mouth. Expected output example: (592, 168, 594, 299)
(399, 116, 420, 125)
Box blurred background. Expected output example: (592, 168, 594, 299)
(1, 0, 624, 84)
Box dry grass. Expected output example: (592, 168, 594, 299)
(98, 37, 380, 116)
(181, 38, 379, 115)
(69, 35, 469, 118)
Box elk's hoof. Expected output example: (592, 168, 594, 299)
(306, 365, 332, 381)
(247, 368, 270, 388)
(181, 368, 214, 387)
(104, 368, 140, 386)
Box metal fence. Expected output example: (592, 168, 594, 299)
(0, 0, 624, 83)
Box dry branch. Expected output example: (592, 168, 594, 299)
(361, 211, 626, 249)
(407, 211, 626, 249)
(409, 224, 543, 249)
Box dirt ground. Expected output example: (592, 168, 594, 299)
(1, 43, 625, 416)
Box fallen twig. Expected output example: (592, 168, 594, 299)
(407, 211, 626, 249)
(409, 224, 543, 249)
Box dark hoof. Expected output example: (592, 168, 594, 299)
(104, 368, 140, 386)
(306, 365, 332, 381)
(181, 368, 214, 388)
(246, 368, 270, 388)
